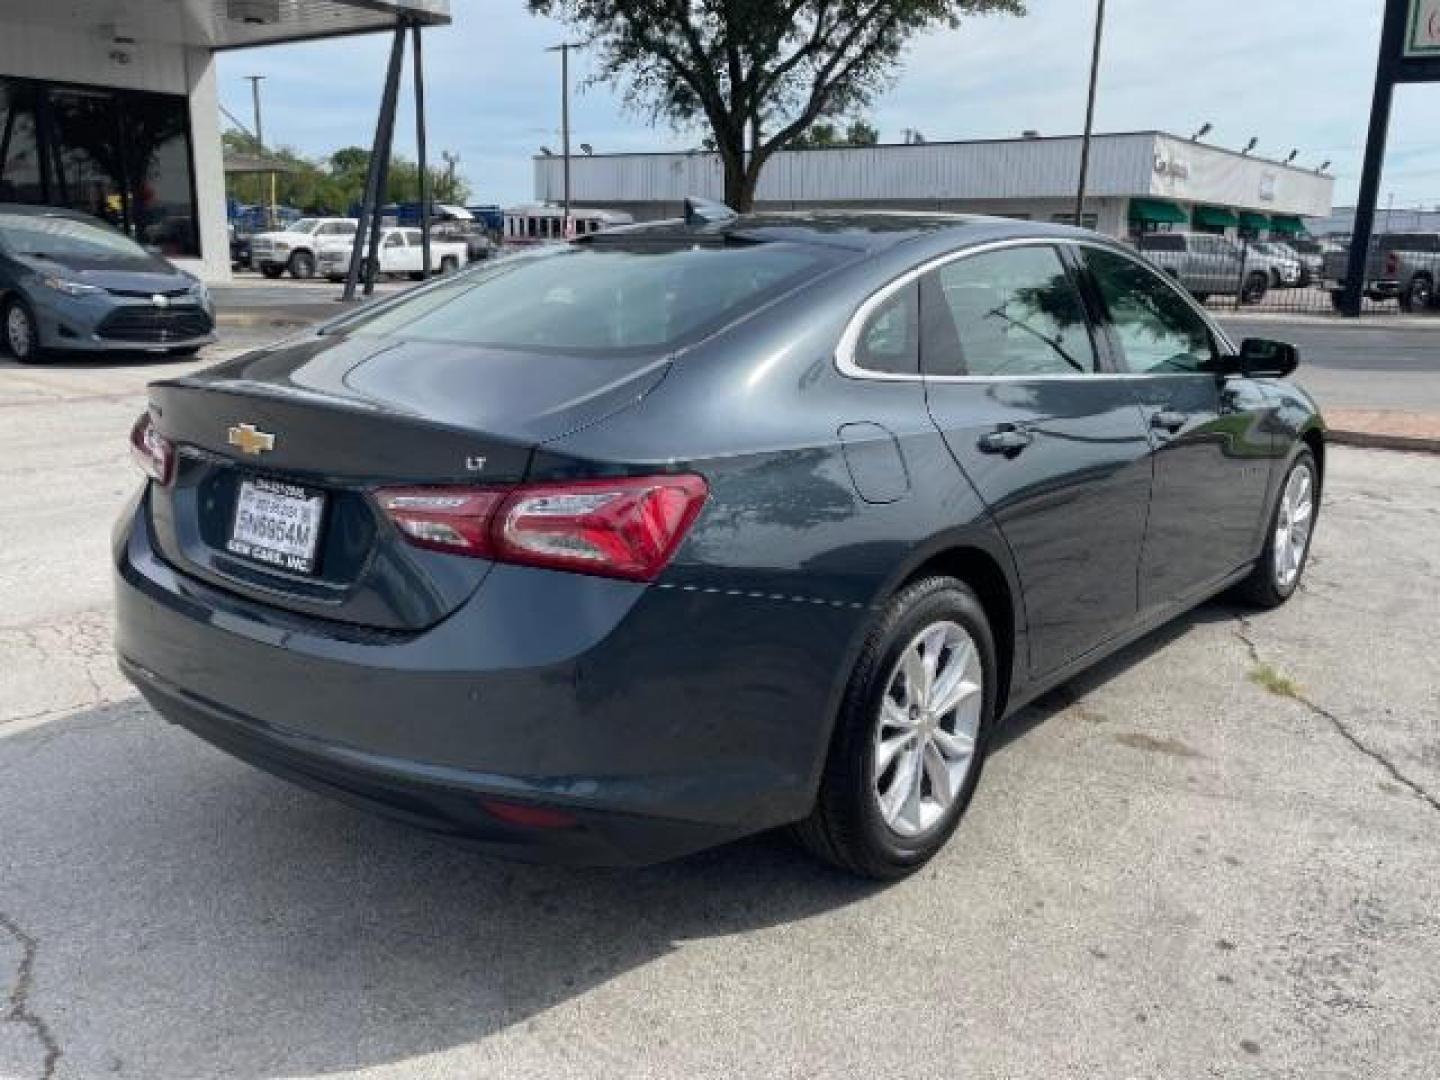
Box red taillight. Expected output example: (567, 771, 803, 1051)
(1385, 252, 1400, 276)
(375, 474, 708, 582)
(129, 411, 174, 485)
(479, 798, 579, 830)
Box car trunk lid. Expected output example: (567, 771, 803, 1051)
(143, 330, 670, 631)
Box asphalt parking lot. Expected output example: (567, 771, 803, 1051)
(2, 336, 1438, 1079)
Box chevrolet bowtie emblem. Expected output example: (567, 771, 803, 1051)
(227, 423, 275, 456)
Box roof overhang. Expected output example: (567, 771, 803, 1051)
(0, 0, 450, 51)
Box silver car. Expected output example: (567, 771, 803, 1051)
(0, 204, 215, 363)
(1136, 231, 1272, 304)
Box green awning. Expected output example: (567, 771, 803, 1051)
(1192, 205, 1240, 229)
(1269, 214, 1306, 235)
(1128, 198, 1188, 224)
(1238, 211, 1271, 231)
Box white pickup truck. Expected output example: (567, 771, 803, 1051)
(317, 227, 469, 283)
(250, 218, 358, 279)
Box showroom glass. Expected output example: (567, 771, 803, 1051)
(344, 243, 838, 353)
(853, 283, 919, 375)
(0, 76, 197, 256)
(0, 82, 44, 203)
(926, 246, 1097, 377)
(0, 213, 150, 260)
(1085, 248, 1216, 374)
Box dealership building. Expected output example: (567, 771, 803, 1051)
(0, 0, 450, 283)
(535, 130, 1335, 240)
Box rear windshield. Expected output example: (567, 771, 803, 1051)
(1379, 234, 1439, 253)
(340, 241, 840, 353)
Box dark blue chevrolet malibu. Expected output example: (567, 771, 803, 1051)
(115, 209, 1324, 878)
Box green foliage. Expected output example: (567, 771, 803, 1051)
(793, 117, 882, 148)
(222, 131, 470, 214)
(527, 0, 1023, 208)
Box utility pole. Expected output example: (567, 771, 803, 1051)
(245, 75, 275, 227)
(1073, 0, 1106, 228)
(547, 42, 583, 238)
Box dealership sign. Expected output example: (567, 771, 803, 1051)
(1409, 0, 1440, 56)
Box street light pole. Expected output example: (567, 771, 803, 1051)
(547, 42, 582, 238)
(1073, 0, 1106, 228)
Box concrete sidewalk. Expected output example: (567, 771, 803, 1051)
(1324, 410, 1440, 454)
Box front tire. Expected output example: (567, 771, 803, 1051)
(288, 251, 316, 280)
(2, 297, 43, 363)
(1399, 275, 1433, 313)
(1236, 450, 1318, 608)
(793, 576, 997, 879)
(1240, 271, 1269, 305)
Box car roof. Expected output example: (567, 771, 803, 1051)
(596, 210, 1095, 254)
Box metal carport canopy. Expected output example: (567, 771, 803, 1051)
(0, 1, 449, 50)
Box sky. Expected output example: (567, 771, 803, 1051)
(216, 0, 1440, 210)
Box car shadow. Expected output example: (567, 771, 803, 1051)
(0, 350, 207, 371)
(2, 698, 881, 1079)
(6, 598, 1251, 1077)
(994, 598, 1246, 751)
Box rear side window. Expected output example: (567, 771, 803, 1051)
(923, 246, 1098, 377)
(1084, 248, 1216, 374)
(852, 283, 919, 375)
(342, 242, 839, 353)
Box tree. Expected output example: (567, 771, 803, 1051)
(793, 117, 881, 149)
(527, 0, 1023, 211)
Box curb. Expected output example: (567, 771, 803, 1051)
(1328, 429, 1440, 454)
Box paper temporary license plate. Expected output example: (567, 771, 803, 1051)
(227, 477, 326, 575)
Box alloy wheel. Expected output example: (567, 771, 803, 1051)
(872, 620, 983, 839)
(6, 305, 32, 358)
(1273, 463, 1315, 590)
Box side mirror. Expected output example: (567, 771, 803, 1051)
(1230, 338, 1300, 379)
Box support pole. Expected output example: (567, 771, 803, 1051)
(343, 22, 406, 302)
(1073, 0, 1105, 227)
(412, 19, 432, 277)
(1342, 0, 1408, 317)
(561, 42, 572, 237)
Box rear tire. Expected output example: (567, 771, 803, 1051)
(440, 256, 460, 275)
(793, 576, 997, 880)
(2, 297, 44, 363)
(1235, 450, 1318, 609)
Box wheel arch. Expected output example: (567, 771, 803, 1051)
(896, 542, 1021, 719)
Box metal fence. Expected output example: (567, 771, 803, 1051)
(1128, 227, 1440, 318)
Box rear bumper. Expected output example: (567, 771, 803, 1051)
(121, 655, 736, 865)
(114, 490, 857, 864)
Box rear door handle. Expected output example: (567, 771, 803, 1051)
(1150, 409, 1187, 434)
(978, 426, 1034, 454)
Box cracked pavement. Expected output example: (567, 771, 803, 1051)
(2, 339, 1438, 1079)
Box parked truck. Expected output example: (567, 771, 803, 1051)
(1135, 231, 1275, 304)
(316, 227, 468, 283)
(1322, 232, 1440, 311)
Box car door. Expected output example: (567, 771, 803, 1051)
(919, 242, 1155, 677)
(1078, 246, 1277, 614)
(381, 230, 410, 274)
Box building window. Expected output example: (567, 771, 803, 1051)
(0, 76, 198, 257)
